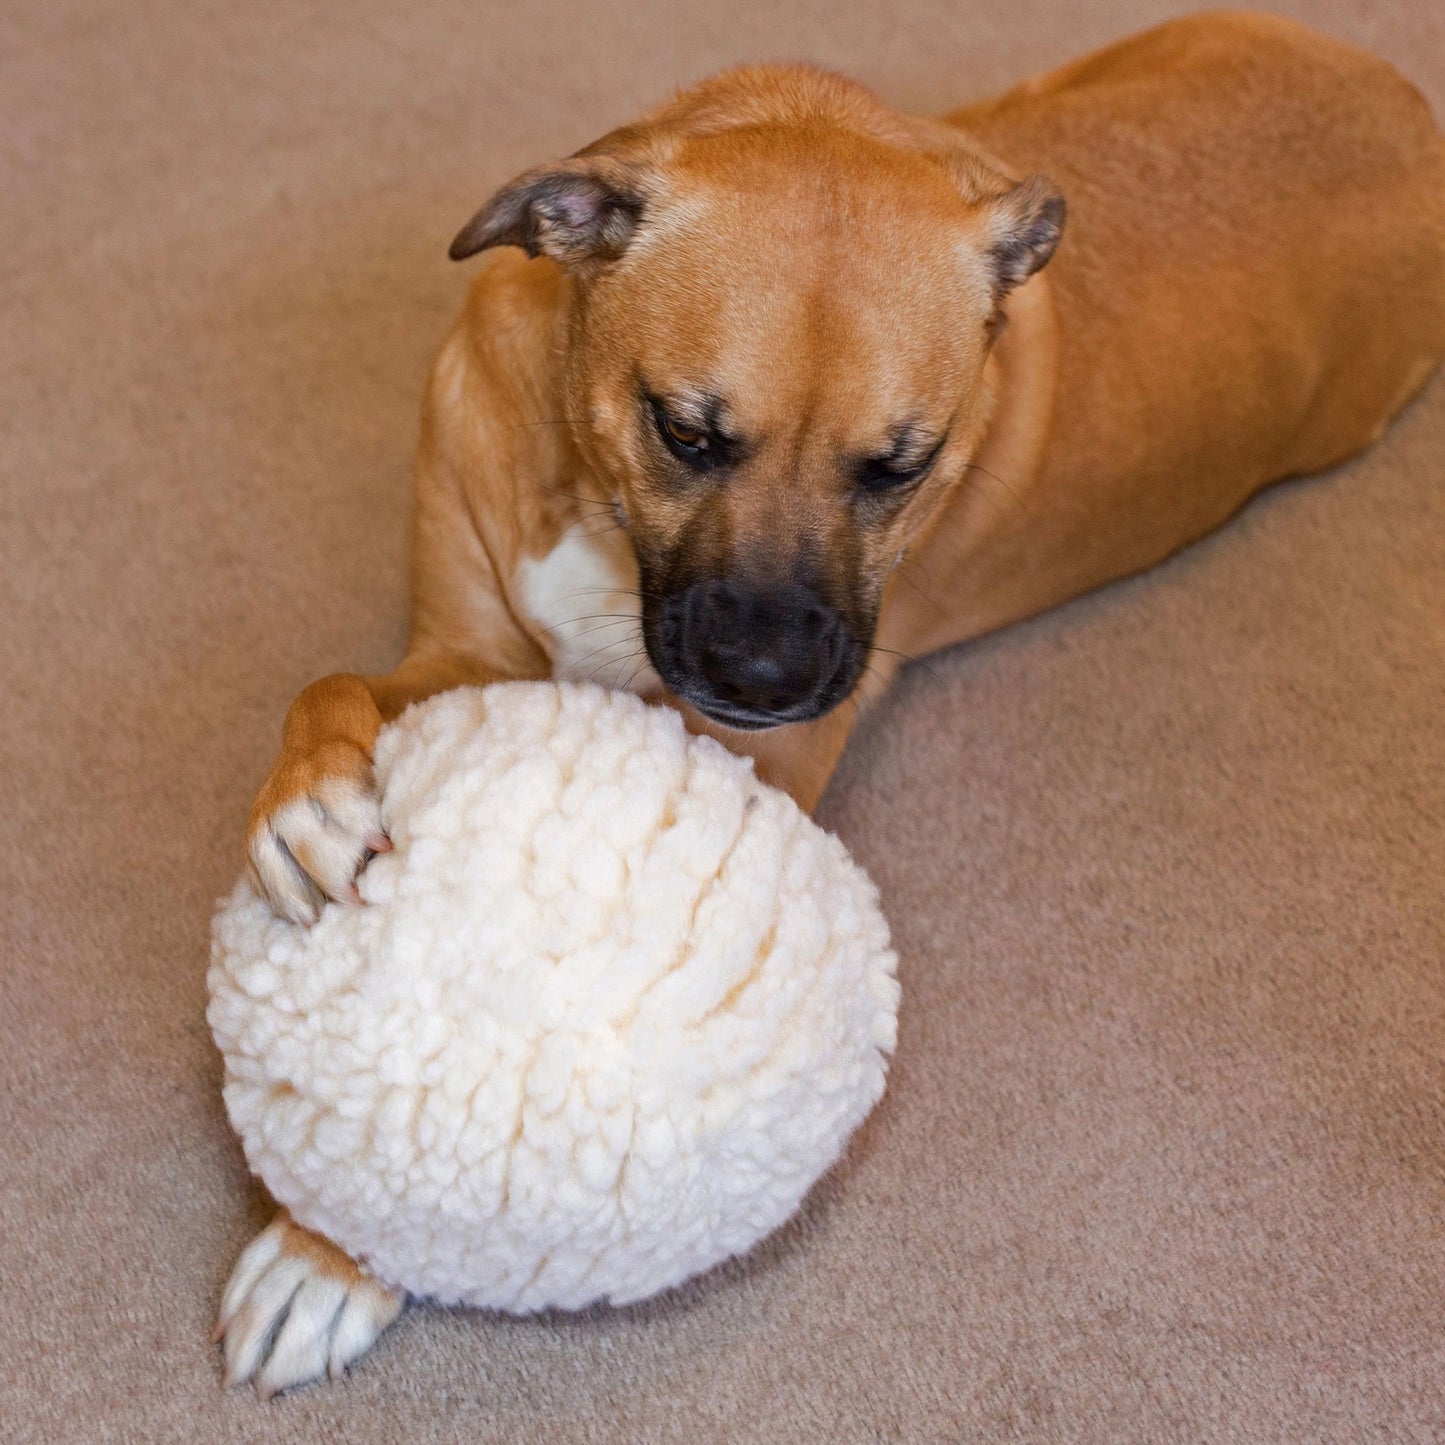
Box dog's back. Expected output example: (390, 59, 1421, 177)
(952, 11, 1444, 590)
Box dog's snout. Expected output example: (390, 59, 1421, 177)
(681, 579, 845, 721)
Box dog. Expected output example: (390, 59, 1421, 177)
(217, 12, 1444, 1394)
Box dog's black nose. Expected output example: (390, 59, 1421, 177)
(681, 579, 845, 721)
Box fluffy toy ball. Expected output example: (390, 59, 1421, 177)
(209, 683, 899, 1312)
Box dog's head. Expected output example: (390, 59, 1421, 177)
(451, 66, 1064, 729)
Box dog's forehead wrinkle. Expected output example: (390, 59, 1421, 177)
(676, 114, 959, 207)
(620, 206, 984, 364)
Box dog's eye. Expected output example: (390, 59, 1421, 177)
(662, 418, 709, 452)
(857, 435, 947, 495)
(858, 459, 925, 492)
(650, 399, 719, 468)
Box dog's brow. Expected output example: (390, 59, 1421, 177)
(879, 421, 938, 466)
(655, 387, 732, 437)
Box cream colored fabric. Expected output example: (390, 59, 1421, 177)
(210, 684, 897, 1312)
(2, 1, 1441, 1439)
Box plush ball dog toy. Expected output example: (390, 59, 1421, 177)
(209, 683, 899, 1312)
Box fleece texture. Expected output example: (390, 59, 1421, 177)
(208, 683, 899, 1312)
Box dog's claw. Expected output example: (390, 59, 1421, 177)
(248, 768, 387, 923)
(213, 1217, 284, 1341)
(253, 1273, 348, 1399)
(328, 1279, 404, 1382)
(215, 1211, 403, 1397)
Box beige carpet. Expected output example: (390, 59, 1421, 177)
(3, 1, 1442, 1440)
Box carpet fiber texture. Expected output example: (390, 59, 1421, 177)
(2, 1, 1441, 1441)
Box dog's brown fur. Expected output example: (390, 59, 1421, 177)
(223, 12, 1445, 1392)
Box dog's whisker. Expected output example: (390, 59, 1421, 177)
(529, 480, 615, 512)
(893, 557, 963, 637)
(530, 614, 639, 641)
(958, 460, 1033, 519)
(892, 558, 943, 612)
(555, 619, 642, 643)
(569, 641, 646, 686)
(590, 654, 648, 689)
(558, 585, 667, 605)
(870, 643, 945, 687)
(616, 653, 655, 694)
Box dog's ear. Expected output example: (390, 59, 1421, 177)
(449, 155, 649, 266)
(889, 116, 1066, 299)
(976, 174, 1066, 299)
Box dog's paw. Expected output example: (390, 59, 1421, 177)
(246, 740, 391, 925)
(215, 1210, 404, 1398)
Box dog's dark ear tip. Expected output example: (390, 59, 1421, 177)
(1036, 188, 1068, 244)
(447, 213, 491, 262)
(445, 162, 645, 268)
(984, 173, 1067, 299)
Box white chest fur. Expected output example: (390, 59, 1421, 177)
(516, 521, 661, 695)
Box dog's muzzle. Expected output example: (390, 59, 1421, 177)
(650, 578, 861, 729)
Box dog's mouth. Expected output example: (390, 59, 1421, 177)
(641, 584, 870, 731)
(663, 689, 830, 732)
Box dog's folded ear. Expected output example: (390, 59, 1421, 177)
(449, 155, 650, 266)
(977, 174, 1067, 299)
(891, 116, 1066, 300)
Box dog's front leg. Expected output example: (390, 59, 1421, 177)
(214, 1208, 403, 1398)
(244, 652, 502, 925)
(228, 643, 542, 1396)
(225, 656, 511, 1395)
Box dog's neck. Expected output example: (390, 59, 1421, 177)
(979, 268, 1060, 511)
(893, 265, 1059, 570)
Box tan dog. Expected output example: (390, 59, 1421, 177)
(217, 12, 1444, 1394)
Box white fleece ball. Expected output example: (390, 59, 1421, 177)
(209, 683, 898, 1312)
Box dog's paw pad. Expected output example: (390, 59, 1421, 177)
(215, 1212, 403, 1397)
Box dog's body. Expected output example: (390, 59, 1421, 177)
(219, 13, 1445, 1394)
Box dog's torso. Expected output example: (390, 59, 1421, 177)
(927, 10, 1445, 636)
